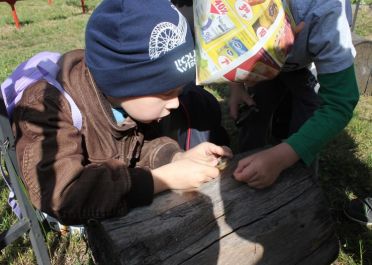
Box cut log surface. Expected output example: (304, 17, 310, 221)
(352, 33, 372, 96)
(87, 152, 339, 265)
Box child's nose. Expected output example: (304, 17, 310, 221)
(166, 97, 179, 110)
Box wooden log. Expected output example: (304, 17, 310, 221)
(86, 152, 339, 265)
(352, 32, 372, 96)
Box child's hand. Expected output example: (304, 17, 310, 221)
(173, 142, 233, 166)
(152, 159, 220, 193)
(228, 83, 256, 120)
(294, 21, 305, 36)
(233, 143, 299, 189)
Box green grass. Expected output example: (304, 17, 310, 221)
(319, 96, 372, 265)
(0, 0, 100, 82)
(351, 0, 372, 4)
(353, 5, 372, 38)
(0, 1, 372, 264)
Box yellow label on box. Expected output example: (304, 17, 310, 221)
(193, 0, 295, 85)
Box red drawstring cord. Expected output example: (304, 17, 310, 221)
(179, 101, 191, 151)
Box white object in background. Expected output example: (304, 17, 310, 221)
(309, 63, 320, 93)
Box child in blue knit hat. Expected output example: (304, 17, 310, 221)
(8, 0, 232, 225)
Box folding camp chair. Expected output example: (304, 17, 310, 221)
(0, 94, 51, 264)
(0, 0, 20, 29)
(0, 0, 86, 29)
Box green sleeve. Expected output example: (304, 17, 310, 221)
(285, 65, 360, 165)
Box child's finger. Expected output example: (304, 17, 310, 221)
(246, 174, 259, 184)
(234, 163, 256, 183)
(205, 143, 232, 158)
(204, 165, 220, 178)
(234, 156, 253, 173)
(216, 145, 233, 158)
(229, 103, 239, 120)
(294, 21, 305, 35)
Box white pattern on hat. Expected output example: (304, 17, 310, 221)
(148, 4, 188, 60)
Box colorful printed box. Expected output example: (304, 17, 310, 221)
(193, 0, 295, 85)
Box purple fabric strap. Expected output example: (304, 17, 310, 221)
(8, 191, 22, 219)
(0, 163, 22, 219)
(0, 51, 82, 129)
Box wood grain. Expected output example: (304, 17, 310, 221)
(87, 152, 339, 265)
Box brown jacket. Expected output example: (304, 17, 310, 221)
(13, 50, 181, 225)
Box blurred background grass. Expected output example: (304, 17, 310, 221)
(0, 0, 371, 264)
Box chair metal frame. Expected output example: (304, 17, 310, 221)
(0, 96, 51, 265)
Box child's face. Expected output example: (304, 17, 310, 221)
(107, 87, 182, 123)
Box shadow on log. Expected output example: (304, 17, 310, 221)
(86, 151, 339, 265)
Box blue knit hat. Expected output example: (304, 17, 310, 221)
(85, 0, 196, 98)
